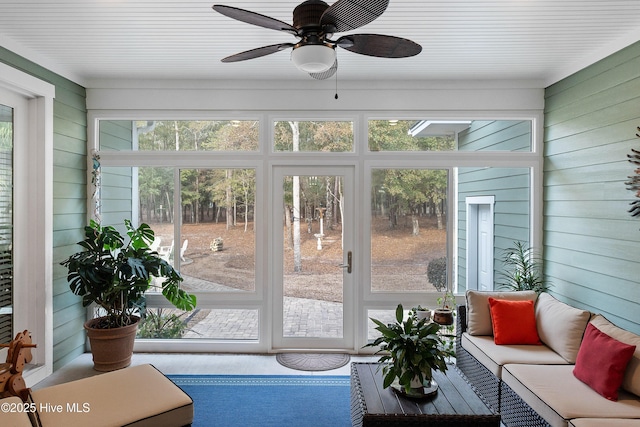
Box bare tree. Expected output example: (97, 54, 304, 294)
(289, 121, 302, 272)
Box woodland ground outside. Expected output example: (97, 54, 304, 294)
(151, 215, 447, 303)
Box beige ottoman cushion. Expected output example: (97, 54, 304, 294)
(31, 364, 192, 427)
(0, 396, 35, 427)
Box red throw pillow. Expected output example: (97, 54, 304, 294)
(573, 323, 636, 401)
(488, 297, 541, 345)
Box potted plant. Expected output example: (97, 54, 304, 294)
(137, 308, 191, 339)
(61, 219, 197, 371)
(433, 291, 456, 326)
(365, 304, 453, 396)
(498, 240, 550, 294)
(413, 304, 431, 321)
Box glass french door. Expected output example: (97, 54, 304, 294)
(272, 166, 355, 350)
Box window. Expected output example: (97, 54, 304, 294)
(368, 119, 532, 152)
(93, 113, 540, 352)
(370, 168, 449, 293)
(101, 165, 257, 296)
(100, 120, 259, 151)
(274, 120, 354, 152)
(457, 167, 531, 293)
(368, 120, 459, 151)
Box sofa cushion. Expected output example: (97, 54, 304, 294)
(489, 297, 541, 345)
(590, 314, 640, 398)
(466, 290, 538, 336)
(535, 292, 591, 363)
(569, 419, 640, 427)
(502, 364, 640, 427)
(462, 333, 568, 378)
(573, 323, 636, 401)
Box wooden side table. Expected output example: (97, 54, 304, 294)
(350, 362, 500, 427)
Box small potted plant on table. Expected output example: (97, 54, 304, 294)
(365, 304, 453, 397)
(61, 219, 197, 371)
(433, 291, 456, 326)
(413, 305, 431, 321)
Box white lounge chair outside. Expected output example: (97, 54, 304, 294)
(180, 239, 188, 262)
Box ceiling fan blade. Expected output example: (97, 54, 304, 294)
(221, 43, 295, 63)
(213, 5, 298, 35)
(309, 60, 338, 80)
(337, 34, 421, 58)
(321, 0, 389, 33)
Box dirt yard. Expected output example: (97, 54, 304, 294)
(150, 215, 446, 303)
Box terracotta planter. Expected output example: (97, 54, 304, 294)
(432, 309, 454, 326)
(84, 316, 140, 372)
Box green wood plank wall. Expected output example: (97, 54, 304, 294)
(457, 121, 532, 293)
(544, 42, 640, 334)
(0, 48, 87, 370)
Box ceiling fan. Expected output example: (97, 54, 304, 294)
(212, 0, 422, 80)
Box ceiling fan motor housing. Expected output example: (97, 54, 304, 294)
(293, 0, 330, 33)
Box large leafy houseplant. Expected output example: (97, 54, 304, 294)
(365, 304, 453, 394)
(61, 219, 197, 329)
(498, 240, 550, 294)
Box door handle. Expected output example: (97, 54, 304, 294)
(339, 251, 352, 274)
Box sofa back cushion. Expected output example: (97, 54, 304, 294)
(535, 292, 591, 363)
(466, 290, 537, 336)
(590, 314, 640, 398)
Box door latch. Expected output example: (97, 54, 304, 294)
(339, 251, 352, 274)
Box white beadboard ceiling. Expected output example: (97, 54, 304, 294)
(1, 0, 640, 87)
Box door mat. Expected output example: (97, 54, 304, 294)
(276, 353, 350, 371)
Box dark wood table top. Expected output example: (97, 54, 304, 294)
(350, 362, 500, 427)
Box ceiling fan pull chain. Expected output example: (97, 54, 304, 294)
(334, 62, 339, 99)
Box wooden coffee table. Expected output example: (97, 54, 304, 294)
(350, 362, 500, 427)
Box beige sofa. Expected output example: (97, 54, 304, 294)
(0, 364, 193, 427)
(456, 290, 640, 427)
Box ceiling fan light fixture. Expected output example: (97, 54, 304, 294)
(291, 44, 336, 73)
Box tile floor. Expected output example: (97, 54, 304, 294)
(32, 352, 379, 389)
(31, 353, 506, 427)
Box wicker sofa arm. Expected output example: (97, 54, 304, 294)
(456, 304, 467, 355)
(457, 304, 467, 335)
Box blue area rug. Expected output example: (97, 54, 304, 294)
(169, 375, 351, 427)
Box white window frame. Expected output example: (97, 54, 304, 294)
(88, 109, 543, 354)
(0, 62, 55, 384)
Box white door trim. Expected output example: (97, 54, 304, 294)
(465, 196, 495, 291)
